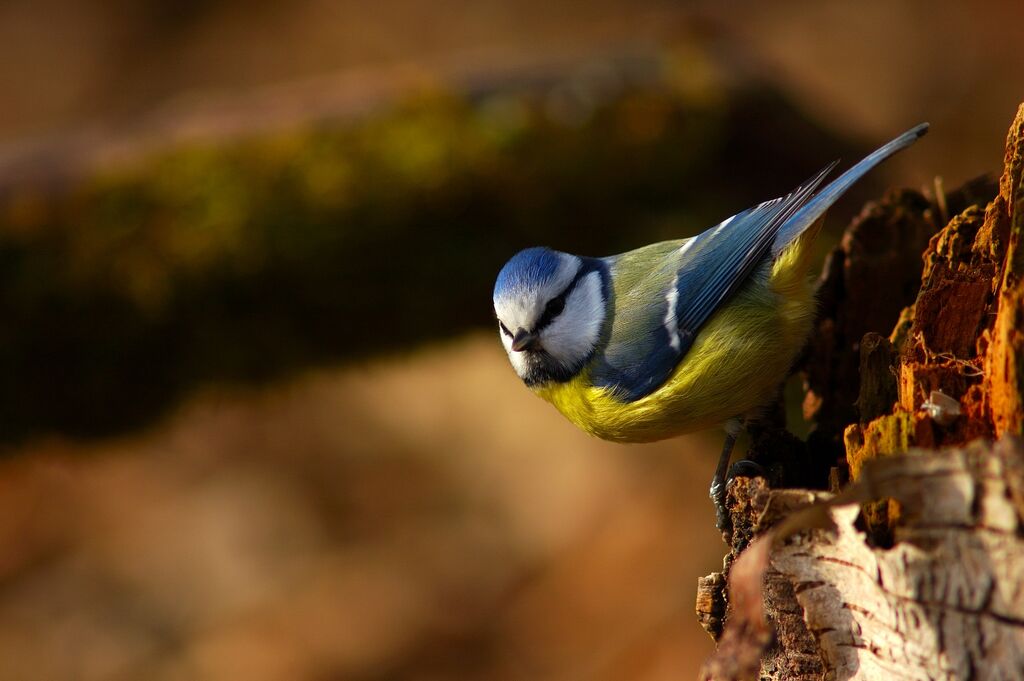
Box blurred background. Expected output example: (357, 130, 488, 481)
(0, 1, 1022, 679)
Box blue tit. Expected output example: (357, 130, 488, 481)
(492, 123, 928, 528)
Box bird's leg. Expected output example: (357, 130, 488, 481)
(709, 423, 740, 533)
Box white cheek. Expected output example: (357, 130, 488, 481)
(540, 272, 604, 366)
(498, 327, 530, 378)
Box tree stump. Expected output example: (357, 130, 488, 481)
(697, 103, 1024, 680)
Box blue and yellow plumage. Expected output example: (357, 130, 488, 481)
(492, 124, 928, 525)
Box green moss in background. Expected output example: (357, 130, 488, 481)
(0, 76, 859, 443)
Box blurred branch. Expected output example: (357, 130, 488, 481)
(0, 65, 857, 443)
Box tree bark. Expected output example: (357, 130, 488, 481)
(697, 104, 1024, 680)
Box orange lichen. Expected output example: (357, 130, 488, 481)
(847, 103, 1024, 539)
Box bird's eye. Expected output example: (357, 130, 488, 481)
(545, 297, 565, 318)
(498, 321, 512, 337)
(536, 295, 566, 329)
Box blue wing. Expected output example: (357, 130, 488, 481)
(591, 123, 929, 402)
(772, 123, 929, 254)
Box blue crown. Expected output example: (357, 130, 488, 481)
(494, 247, 560, 300)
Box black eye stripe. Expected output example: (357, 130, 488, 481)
(536, 268, 589, 331)
(536, 292, 567, 329)
(498, 320, 512, 337)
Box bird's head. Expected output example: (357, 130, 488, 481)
(493, 247, 607, 386)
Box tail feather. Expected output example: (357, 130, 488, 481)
(771, 123, 929, 256)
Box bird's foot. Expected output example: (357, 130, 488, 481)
(710, 480, 729, 533)
(710, 460, 767, 533)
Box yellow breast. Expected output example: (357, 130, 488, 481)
(534, 231, 819, 443)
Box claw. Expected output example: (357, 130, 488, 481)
(715, 506, 730, 533)
(710, 478, 730, 532)
(728, 459, 766, 480)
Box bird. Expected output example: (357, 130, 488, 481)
(492, 123, 928, 529)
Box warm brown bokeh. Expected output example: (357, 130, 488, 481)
(0, 337, 722, 680)
(4, 0, 1023, 186)
(1, 2, 1020, 679)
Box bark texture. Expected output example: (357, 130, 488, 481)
(774, 438, 1024, 680)
(700, 439, 1024, 681)
(697, 104, 1024, 680)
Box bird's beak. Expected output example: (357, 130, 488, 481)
(511, 328, 540, 352)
